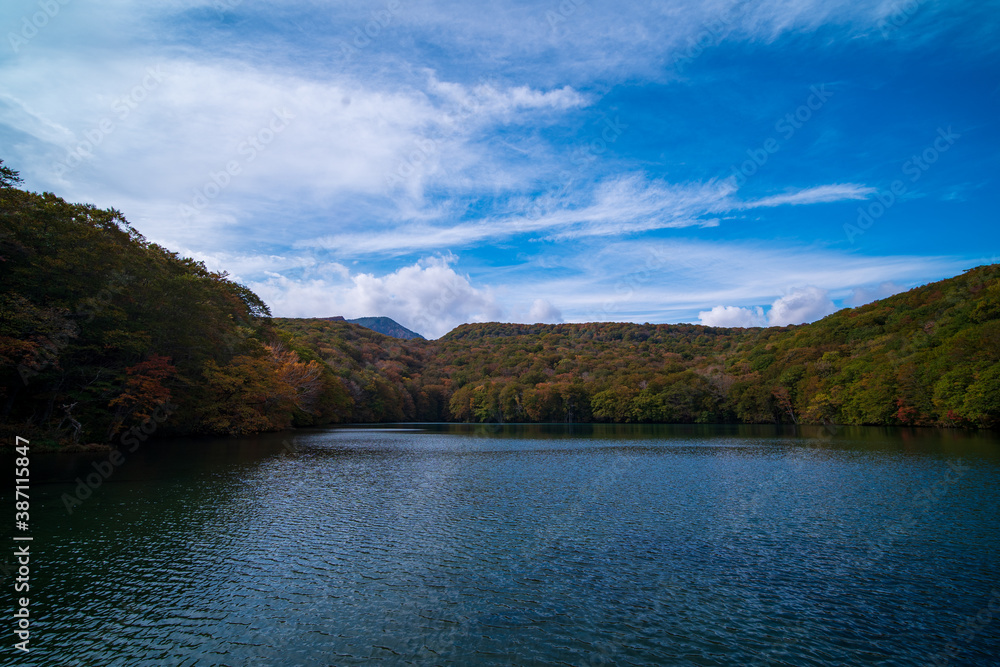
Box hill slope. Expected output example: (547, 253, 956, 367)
(1, 169, 352, 445)
(275, 264, 1000, 428)
(2, 165, 997, 446)
(720, 264, 1000, 427)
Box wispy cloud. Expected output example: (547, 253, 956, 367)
(534, 239, 966, 323)
(742, 183, 876, 208)
(1, 0, 992, 333)
(298, 175, 878, 256)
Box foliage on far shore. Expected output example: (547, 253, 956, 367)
(2, 162, 997, 447)
(278, 261, 999, 430)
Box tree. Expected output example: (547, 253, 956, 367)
(962, 362, 1000, 428)
(0, 160, 23, 188)
(268, 343, 323, 414)
(197, 355, 285, 435)
(108, 355, 177, 438)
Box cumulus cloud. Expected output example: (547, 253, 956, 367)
(244, 254, 570, 336)
(528, 299, 564, 323)
(698, 286, 837, 328)
(768, 286, 838, 326)
(697, 305, 768, 328)
(846, 281, 906, 306)
(247, 254, 502, 338)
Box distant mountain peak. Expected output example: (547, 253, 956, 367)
(346, 316, 425, 340)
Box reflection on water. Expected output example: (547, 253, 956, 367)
(4, 424, 999, 666)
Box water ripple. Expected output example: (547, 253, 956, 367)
(6, 425, 999, 666)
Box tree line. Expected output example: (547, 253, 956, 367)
(2, 163, 997, 447)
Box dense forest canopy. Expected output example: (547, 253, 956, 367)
(2, 164, 998, 447)
(277, 265, 1000, 430)
(1, 162, 348, 446)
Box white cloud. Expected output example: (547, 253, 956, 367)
(245, 255, 572, 336)
(1, 0, 987, 340)
(428, 76, 589, 117)
(697, 286, 836, 327)
(767, 286, 837, 325)
(528, 299, 563, 323)
(0, 1, 930, 272)
(743, 183, 876, 208)
(846, 281, 906, 306)
(697, 305, 767, 328)
(0, 53, 589, 251)
(298, 175, 880, 256)
(507, 238, 963, 326)
(309, 0, 989, 86)
(0, 93, 74, 145)
(298, 176, 733, 255)
(247, 254, 502, 339)
(171, 248, 353, 284)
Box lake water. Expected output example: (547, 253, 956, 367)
(4, 424, 1000, 666)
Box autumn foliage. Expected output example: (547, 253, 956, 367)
(2, 160, 998, 447)
(0, 163, 345, 445)
(277, 263, 1000, 430)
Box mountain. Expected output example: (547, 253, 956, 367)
(2, 167, 997, 446)
(346, 317, 425, 340)
(276, 264, 1000, 429)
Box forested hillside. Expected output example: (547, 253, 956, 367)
(275, 265, 1000, 429)
(721, 267, 1000, 428)
(2, 164, 997, 448)
(273, 317, 440, 422)
(0, 163, 350, 446)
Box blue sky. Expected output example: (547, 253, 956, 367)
(1, 0, 998, 337)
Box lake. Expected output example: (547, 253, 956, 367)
(4, 424, 1000, 666)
